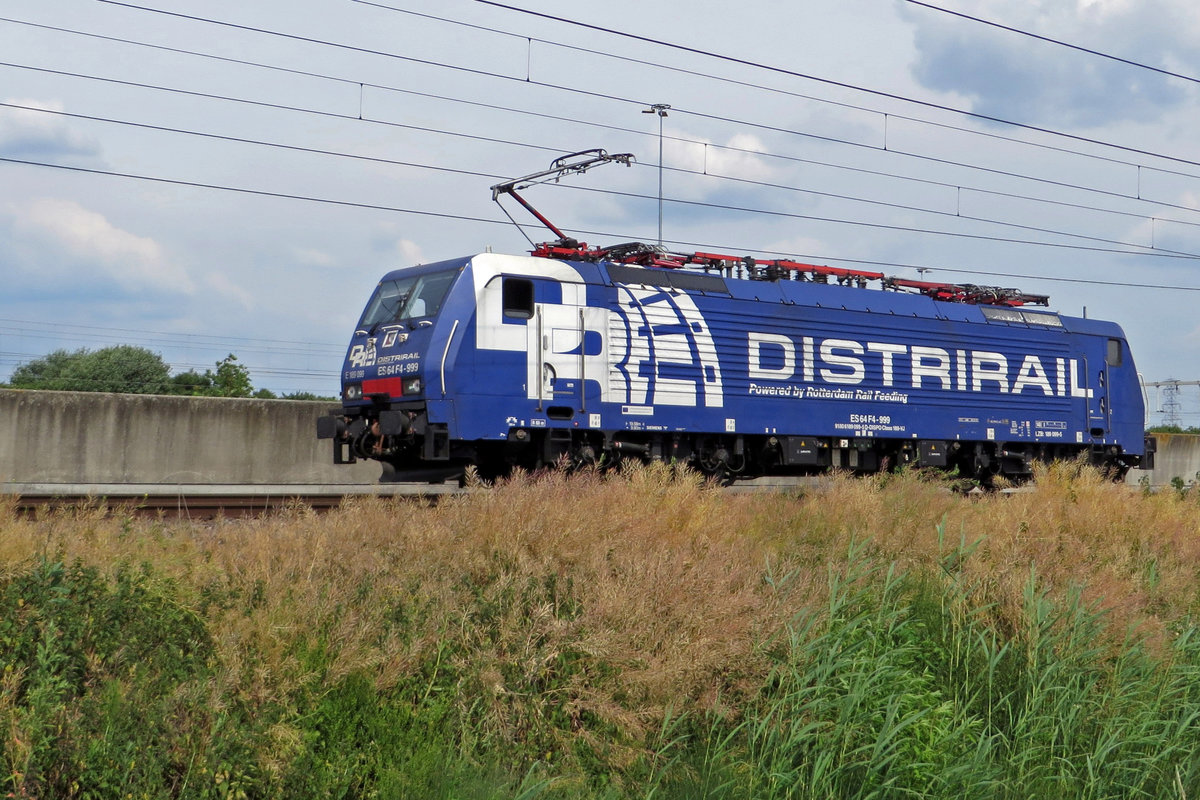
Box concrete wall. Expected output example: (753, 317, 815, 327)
(1127, 432, 1200, 488)
(0, 389, 379, 485)
(3, 389, 1197, 488)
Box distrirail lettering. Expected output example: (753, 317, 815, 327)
(747, 332, 1093, 398)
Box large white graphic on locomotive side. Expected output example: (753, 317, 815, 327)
(473, 255, 721, 410)
(608, 286, 723, 408)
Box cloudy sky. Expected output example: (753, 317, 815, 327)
(3, 0, 1199, 423)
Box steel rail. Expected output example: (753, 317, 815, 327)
(3, 483, 461, 518)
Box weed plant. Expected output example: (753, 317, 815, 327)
(1, 463, 1198, 798)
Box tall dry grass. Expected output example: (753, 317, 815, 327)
(5, 465, 1200, 717)
(2, 462, 1199, 796)
(1, 467, 802, 748)
(768, 463, 1200, 646)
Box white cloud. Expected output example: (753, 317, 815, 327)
(395, 238, 423, 264)
(203, 271, 255, 310)
(367, 223, 433, 263)
(7, 198, 193, 293)
(0, 99, 100, 160)
(901, 0, 1200, 127)
(291, 246, 336, 267)
(1076, 0, 1137, 17)
(674, 130, 773, 184)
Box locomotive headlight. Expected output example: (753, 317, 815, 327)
(402, 377, 422, 396)
(344, 383, 363, 401)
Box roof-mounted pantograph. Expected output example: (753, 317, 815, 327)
(490, 150, 1049, 308)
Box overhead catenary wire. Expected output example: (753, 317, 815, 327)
(1, 16, 1197, 263)
(3, 10, 1199, 270)
(6, 154, 1200, 293)
(15, 0, 1200, 231)
(0, 155, 516, 227)
(0, 323, 343, 394)
(353, 0, 1200, 182)
(0, 318, 346, 356)
(10, 151, 1200, 263)
(0, 47, 1193, 239)
(7, 99, 1199, 259)
(0, 60, 566, 157)
(4, 16, 1198, 249)
(2, 14, 1200, 257)
(6, 14, 1200, 227)
(903, 0, 1200, 88)
(69, 5, 1200, 186)
(461, 0, 1200, 171)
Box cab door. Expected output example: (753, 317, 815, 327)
(1091, 337, 1125, 438)
(528, 280, 603, 415)
(495, 274, 605, 416)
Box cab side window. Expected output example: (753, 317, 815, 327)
(503, 278, 534, 319)
(1106, 338, 1123, 367)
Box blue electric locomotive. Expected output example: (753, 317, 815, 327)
(317, 244, 1151, 483)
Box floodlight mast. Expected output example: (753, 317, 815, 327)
(491, 149, 634, 242)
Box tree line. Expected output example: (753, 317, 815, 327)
(4, 345, 331, 400)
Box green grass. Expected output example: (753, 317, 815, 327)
(644, 536, 1200, 799)
(2, 465, 1199, 798)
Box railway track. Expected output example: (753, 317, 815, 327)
(4, 475, 842, 518)
(4, 474, 1150, 518)
(4, 482, 463, 518)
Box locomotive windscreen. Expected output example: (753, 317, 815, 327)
(358, 269, 459, 328)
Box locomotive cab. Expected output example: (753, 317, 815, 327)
(341, 267, 458, 403)
(317, 258, 469, 479)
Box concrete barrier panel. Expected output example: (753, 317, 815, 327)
(1127, 432, 1200, 488)
(0, 389, 380, 485)
(5, 389, 1197, 489)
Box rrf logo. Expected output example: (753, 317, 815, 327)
(348, 341, 377, 368)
